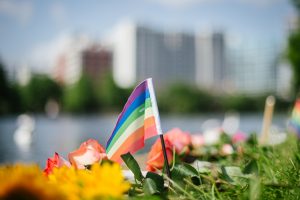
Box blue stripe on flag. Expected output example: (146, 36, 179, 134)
(106, 89, 150, 148)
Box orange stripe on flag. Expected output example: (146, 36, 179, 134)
(110, 127, 145, 162)
(110, 117, 157, 163)
(144, 116, 156, 129)
(144, 116, 157, 140)
(145, 125, 157, 140)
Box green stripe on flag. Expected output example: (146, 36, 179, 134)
(107, 98, 152, 152)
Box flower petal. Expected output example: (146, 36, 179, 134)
(68, 139, 107, 169)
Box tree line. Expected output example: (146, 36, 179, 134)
(0, 62, 292, 116)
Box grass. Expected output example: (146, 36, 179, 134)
(126, 133, 300, 199)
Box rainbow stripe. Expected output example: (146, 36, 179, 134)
(106, 78, 162, 162)
(289, 99, 300, 137)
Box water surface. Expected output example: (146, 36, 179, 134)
(0, 113, 288, 166)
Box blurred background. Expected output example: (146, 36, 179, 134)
(0, 0, 299, 166)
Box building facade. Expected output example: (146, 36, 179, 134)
(53, 35, 112, 85)
(112, 22, 196, 88)
(111, 22, 284, 95)
(195, 32, 226, 91)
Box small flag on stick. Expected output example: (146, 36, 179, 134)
(106, 78, 171, 177)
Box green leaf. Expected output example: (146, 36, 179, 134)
(220, 166, 250, 186)
(146, 172, 164, 193)
(243, 160, 259, 175)
(223, 166, 243, 177)
(143, 178, 159, 195)
(172, 163, 198, 177)
(171, 163, 200, 185)
(121, 152, 144, 182)
(220, 166, 234, 183)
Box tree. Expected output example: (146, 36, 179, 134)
(20, 75, 62, 112)
(95, 74, 131, 111)
(63, 74, 97, 113)
(288, 0, 300, 95)
(0, 61, 21, 114)
(158, 84, 215, 113)
(0, 62, 11, 114)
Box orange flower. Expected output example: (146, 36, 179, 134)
(44, 152, 71, 176)
(146, 138, 173, 172)
(68, 139, 107, 169)
(164, 128, 191, 154)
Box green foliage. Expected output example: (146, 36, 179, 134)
(122, 153, 166, 198)
(292, 0, 300, 14)
(0, 62, 292, 114)
(145, 172, 164, 193)
(143, 178, 159, 195)
(63, 74, 96, 113)
(123, 134, 300, 199)
(287, 30, 300, 95)
(19, 74, 62, 112)
(0, 62, 21, 114)
(222, 95, 259, 111)
(158, 84, 217, 113)
(121, 152, 144, 182)
(287, 0, 300, 96)
(158, 84, 290, 113)
(95, 74, 131, 111)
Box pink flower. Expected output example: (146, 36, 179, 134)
(164, 128, 191, 154)
(68, 139, 107, 169)
(191, 134, 205, 148)
(146, 138, 173, 172)
(220, 144, 234, 156)
(44, 152, 71, 175)
(232, 131, 247, 144)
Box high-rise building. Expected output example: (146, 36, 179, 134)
(53, 35, 112, 85)
(111, 22, 285, 95)
(82, 45, 112, 81)
(195, 32, 226, 91)
(53, 35, 90, 85)
(112, 22, 195, 88)
(226, 42, 279, 95)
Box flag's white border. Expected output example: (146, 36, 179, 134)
(147, 78, 163, 135)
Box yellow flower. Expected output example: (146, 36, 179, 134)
(49, 163, 130, 200)
(0, 164, 65, 200)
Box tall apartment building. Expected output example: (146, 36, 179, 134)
(111, 22, 284, 95)
(53, 35, 112, 85)
(82, 45, 112, 81)
(53, 35, 91, 85)
(195, 32, 226, 91)
(227, 42, 279, 95)
(112, 22, 195, 88)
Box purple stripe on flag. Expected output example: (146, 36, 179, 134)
(109, 80, 148, 137)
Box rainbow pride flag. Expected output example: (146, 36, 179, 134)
(106, 78, 162, 162)
(288, 99, 300, 137)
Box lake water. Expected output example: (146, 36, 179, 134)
(0, 113, 288, 167)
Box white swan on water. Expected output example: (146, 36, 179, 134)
(14, 114, 35, 147)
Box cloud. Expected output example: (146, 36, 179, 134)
(28, 33, 73, 73)
(147, 0, 216, 8)
(50, 1, 67, 26)
(238, 0, 284, 7)
(28, 32, 91, 73)
(0, 0, 33, 24)
(146, 0, 284, 8)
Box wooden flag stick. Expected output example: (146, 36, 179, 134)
(147, 78, 172, 179)
(160, 134, 172, 179)
(259, 95, 276, 145)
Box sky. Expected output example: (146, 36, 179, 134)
(0, 0, 296, 72)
